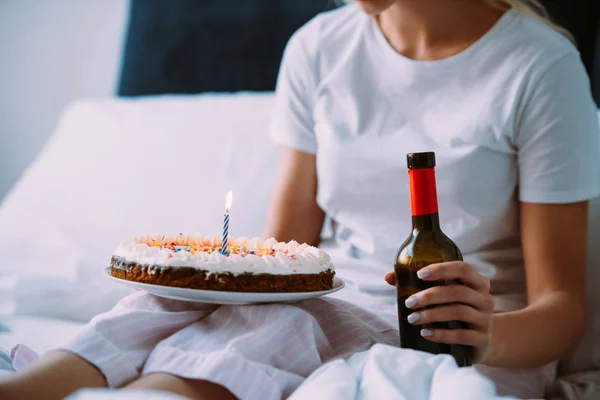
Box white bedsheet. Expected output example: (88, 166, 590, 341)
(0, 316, 84, 355)
(65, 389, 189, 400)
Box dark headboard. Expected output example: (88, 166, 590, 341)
(117, 0, 599, 105)
(117, 0, 337, 96)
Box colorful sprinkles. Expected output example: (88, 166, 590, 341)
(149, 240, 294, 258)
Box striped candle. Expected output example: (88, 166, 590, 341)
(221, 191, 233, 254)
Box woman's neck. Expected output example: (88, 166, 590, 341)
(377, 0, 506, 61)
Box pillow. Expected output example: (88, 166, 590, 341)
(0, 93, 279, 319)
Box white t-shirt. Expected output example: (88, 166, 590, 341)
(270, 5, 600, 313)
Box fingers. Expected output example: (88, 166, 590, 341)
(405, 284, 494, 312)
(419, 327, 487, 347)
(417, 262, 490, 293)
(385, 272, 396, 286)
(390, 262, 494, 355)
(406, 304, 490, 328)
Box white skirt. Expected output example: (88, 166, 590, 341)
(60, 290, 399, 399)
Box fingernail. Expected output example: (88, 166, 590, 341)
(421, 329, 434, 337)
(407, 313, 421, 324)
(405, 297, 418, 308)
(417, 269, 432, 279)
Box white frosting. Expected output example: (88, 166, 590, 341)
(113, 235, 333, 275)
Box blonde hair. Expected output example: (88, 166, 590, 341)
(482, 0, 576, 43)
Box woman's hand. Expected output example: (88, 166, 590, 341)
(385, 262, 494, 364)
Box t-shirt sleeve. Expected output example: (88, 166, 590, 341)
(269, 28, 318, 155)
(517, 53, 600, 204)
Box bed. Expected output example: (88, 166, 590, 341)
(1, 1, 600, 399)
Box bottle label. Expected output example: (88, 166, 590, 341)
(409, 168, 439, 216)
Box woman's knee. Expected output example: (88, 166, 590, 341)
(0, 350, 107, 400)
(125, 373, 237, 400)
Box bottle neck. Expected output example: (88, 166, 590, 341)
(412, 213, 441, 231)
(408, 167, 441, 232)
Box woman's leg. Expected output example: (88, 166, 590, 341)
(125, 373, 237, 400)
(0, 292, 219, 399)
(139, 297, 399, 399)
(0, 350, 106, 400)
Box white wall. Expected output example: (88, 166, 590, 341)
(0, 0, 128, 201)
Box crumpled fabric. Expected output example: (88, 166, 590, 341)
(288, 344, 519, 400)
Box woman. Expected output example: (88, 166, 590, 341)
(1, 0, 598, 399)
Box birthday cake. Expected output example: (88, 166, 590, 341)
(109, 234, 335, 292)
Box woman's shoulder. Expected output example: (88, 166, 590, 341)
(505, 11, 580, 73)
(285, 5, 368, 63)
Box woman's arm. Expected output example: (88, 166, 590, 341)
(264, 147, 325, 246)
(387, 200, 590, 368)
(484, 201, 588, 368)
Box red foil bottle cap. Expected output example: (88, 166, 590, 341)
(407, 152, 438, 216)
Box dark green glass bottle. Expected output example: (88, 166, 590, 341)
(394, 152, 473, 367)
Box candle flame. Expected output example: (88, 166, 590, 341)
(225, 191, 233, 213)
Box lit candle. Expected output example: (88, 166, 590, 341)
(221, 191, 233, 254)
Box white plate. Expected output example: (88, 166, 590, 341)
(105, 268, 345, 305)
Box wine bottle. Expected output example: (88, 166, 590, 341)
(395, 151, 473, 367)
